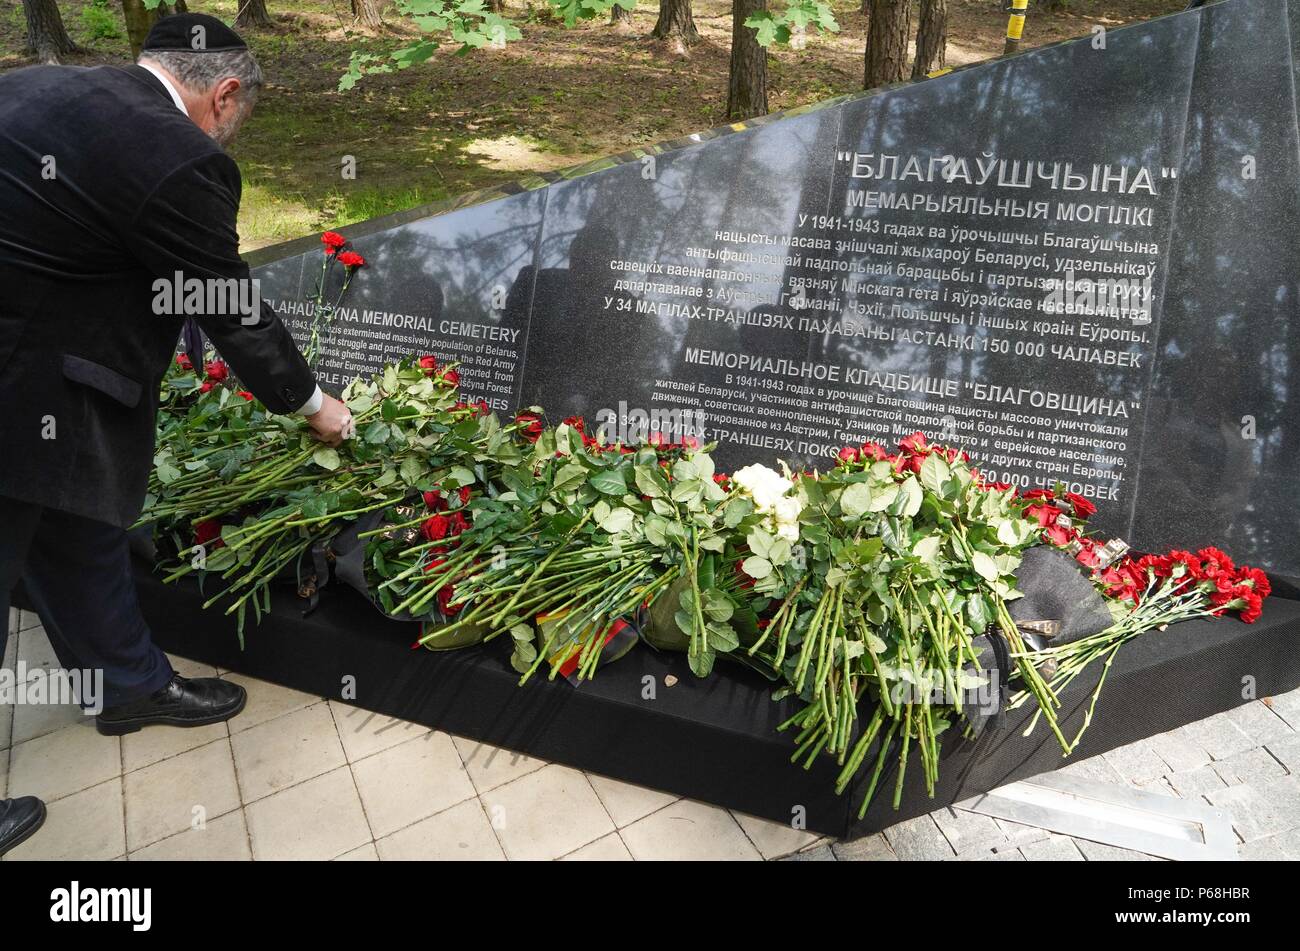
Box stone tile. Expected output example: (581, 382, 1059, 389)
(1147, 729, 1211, 773)
(330, 701, 430, 763)
(1057, 754, 1126, 785)
(10, 691, 90, 745)
(3, 778, 124, 861)
(1225, 701, 1293, 745)
(1166, 765, 1228, 800)
(1102, 740, 1169, 785)
(1239, 827, 1300, 860)
(978, 848, 1026, 860)
(451, 735, 546, 794)
(562, 832, 633, 861)
(991, 818, 1051, 850)
(8, 721, 119, 803)
(164, 653, 218, 680)
(121, 721, 228, 774)
(124, 739, 241, 852)
(350, 732, 476, 838)
(585, 773, 677, 828)
(932, 807, 1005, 853)
(231, 702, 346, 803)
(1212, 747, 1287, 786)
(19, 610, 42, 632)
(16, 624, 60, 677)
(1264, 688, 1300, 730)
(882, 815, 956, 861)
(129, 809, 251, 861)
(1131, 777, 1179, 798)
(781, 844, 837, 861)
(375, 798, 504, 861)
(0, 742, 7, 798)
(0, 691, 12, 754)
(244, 766, 372, 860)
(1264, 731, 1300, 772)
(621, 799, 761, 861)
(1206, 784, 1289, 842)
(221, 674, 319, 733)
(335, 842, 379, 861)
(483, 764, 615, 861)
(1257, 774, 1300, 827)
(1179, 713, 1257, 761)
(1020, 833, 1085, 861)
(1072, 838, 1159, 861)
(731, 811, 819, 859)
(831, 832, 898, 861)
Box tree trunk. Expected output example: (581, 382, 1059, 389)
(610, 2, 633, 28)
(121, 0, 164, 58)
(235, 0, 273, 29)
(863, 0, 911, 89)
(726, 0, 767, 120)
(652, 0, 698, 46)
(911, 0, 946, 79)
(22, 0, 78, 63)
(351, 0, 383, 30)
(487, 0, 504, 12)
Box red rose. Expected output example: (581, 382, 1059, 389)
(682, 435, 700, 450)
(1026, 503, 1065, 528)
(437, 585, 462, 617)
(898, 432, 928, 455)
(423, 557, 446, 574)
(836, 446, 858, 464)
(448, 511, 470, 536)
(194, 520, 224, 550)
(418, 355, 438, 375)
(1065, 492, 1097, 520)
(337, 250, 366, 269)
(458, 486, 472, 505)
(1044, 523, 1076, 546)
(204, 359, 228, 382)
(442, 368, 460, 387)
(421, 514, 450, 542)
(423, 490, 446, 511)
(515, 412, 543, 443)
(175, 353, 192, 370)
(1022, 488, 1055, 502)
(647, 431, 664, 448)
(859, 442, 888, 461)
(237, 390, 254, 401)
(321, 231, 347, 250)
(199, 381, 214, 393)
(1075, 540, 1101, 568)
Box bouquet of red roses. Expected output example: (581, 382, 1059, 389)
(1010, 487, 1270, 750)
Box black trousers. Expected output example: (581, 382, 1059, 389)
(1, 496, 173, 708)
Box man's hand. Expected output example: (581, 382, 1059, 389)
(306, 394, 354, 447)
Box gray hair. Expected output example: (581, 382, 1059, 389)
(138, 48, 263, 101)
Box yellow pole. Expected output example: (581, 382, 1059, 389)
(1003, 0, 1029, 55)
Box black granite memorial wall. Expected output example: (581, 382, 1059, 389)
(250, 0, 1300, 581)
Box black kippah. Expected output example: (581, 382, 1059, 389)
(141, 13, 248, 54)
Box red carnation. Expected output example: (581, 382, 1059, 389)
(1236, 566, 1272, 599)
(337, 250, 366, 269)
(321, 231, 346, 250)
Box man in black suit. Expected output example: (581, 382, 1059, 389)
(0, 14, 353, 854)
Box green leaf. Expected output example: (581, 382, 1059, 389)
(971, 551, 1000, 582)
(840, 482, 873, 518)
(599, 507, 634, 534)
(312, 446, 341, 471)
(589, 468, 628, 496)
(741, 556, 772, 579)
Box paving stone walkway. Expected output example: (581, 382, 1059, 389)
(4, 610, 1298, 861)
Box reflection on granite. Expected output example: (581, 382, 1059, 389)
(249, 0, 1300, 578)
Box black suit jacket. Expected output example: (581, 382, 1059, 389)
(0, 64, 316, 528)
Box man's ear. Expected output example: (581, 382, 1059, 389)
(213, 76, 243, 117)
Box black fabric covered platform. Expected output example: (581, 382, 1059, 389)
(58, 559, 1296, 839)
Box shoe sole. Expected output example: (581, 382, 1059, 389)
(95, 692, 247, 736)
(0, 801, 48, 858)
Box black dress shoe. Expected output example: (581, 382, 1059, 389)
(96, 674, 247, 735)
(0, 797, 47, 856)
